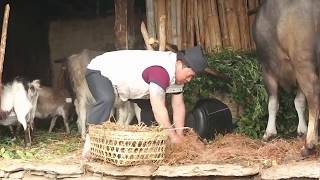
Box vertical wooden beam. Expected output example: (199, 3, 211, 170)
(248, 0, 259, 49)
(217, 0, 230, 47)
(115, 0, 128, 50)
(146, 0, 156, 39)
(176, 0, 182, 50)
(157, 0, 166, 51)
(224, 0, 241, 50)
(208, 0, 222, 51)
(0, 4, 10, 89)
(114, 0, 135, 49)
(171, 0, 177, 46)
(238, 0, 251, 50)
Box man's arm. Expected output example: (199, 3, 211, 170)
(171, 93, 186, 136)
(149, 82, 171, 128)
(149, 82, 181, 143)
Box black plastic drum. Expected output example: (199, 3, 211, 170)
(185, 98, 233, 140)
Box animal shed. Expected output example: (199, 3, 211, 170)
(0, 0, 319, 179)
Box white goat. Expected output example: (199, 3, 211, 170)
(35, 86, 73, 133)
(0, 78, 40, 146)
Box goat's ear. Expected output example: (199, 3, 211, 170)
(31, 79, 41, 89)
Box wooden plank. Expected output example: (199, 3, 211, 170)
(171, 0, 178, 46)
(166, 0, 172, 44)
(208, 0, 222, 51)
(190, 0, 195, 47)
(224, 0, 241, 50)
(238, 0, 251, 50)
(197, 0, 204, 46)
(127, 0, 135, 49)
(181, 0, 187, 49)
(114, 0, 128, 50)
(194, 0, 200, 45)
(176, 0, 182, 49)
(202, 0, 211, 52)
(146, 0, 156, 38)
(248, 0, 259, 49)
(157, 0, 166, 51)
(217, 0, 230, 47)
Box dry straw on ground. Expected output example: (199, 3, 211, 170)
(164, 130, 319, 167)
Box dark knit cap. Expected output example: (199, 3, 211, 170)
(176, 46, 208, 74)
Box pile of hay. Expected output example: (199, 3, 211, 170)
(164, 130, 319, 167)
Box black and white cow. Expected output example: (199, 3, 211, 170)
(252, 0, 320, 156)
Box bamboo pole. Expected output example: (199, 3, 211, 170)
(0, 4, 10, 89)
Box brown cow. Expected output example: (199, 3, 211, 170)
(253, 0, 320, 156)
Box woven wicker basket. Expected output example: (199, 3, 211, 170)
(89, 124, 168, 166)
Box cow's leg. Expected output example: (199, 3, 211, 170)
(263, 71, 279, 141)
(293, 53, 319, 156)
(296, 73, 319, 156)
(49, 116, 58, 133)
(294, 89, 307, 137)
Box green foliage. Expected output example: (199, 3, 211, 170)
(184, 49, 298, 138)
(0, 130, 81, 160)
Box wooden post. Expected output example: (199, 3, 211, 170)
(176, 0, 182, 50)
(171, 0, 177, 46)
(141, 21, 154, 50)
(0, 4, 10, 90)
(208, 0, 222, 51)
(224, 0, 241, 50)
(114, 0, 134, 50)
(146, 0, 156, 39)
(114, 0, 127, 50)
(157, 0, 166, 51)
(217, 0, 230, 47)
(248, 0, 259, 50)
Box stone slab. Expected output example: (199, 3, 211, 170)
(153, 163, 260, 177)
(261, 160, 320, 179)
(85, 162, 157, 177)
